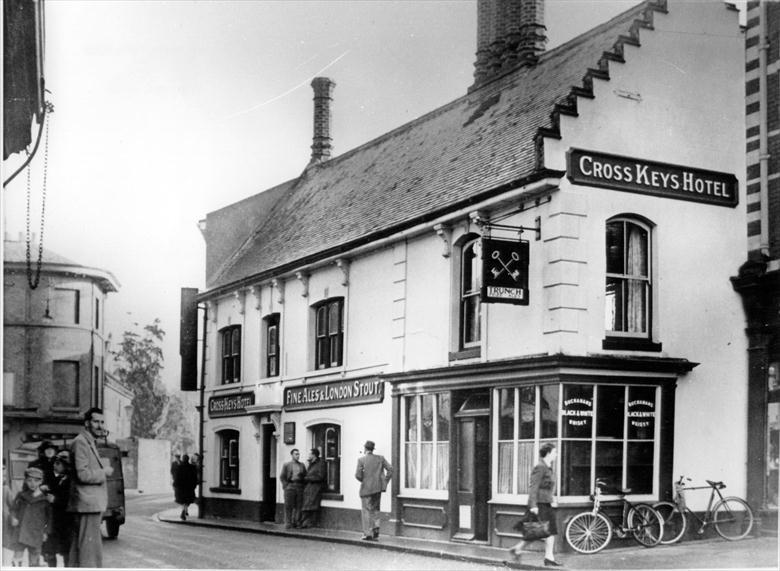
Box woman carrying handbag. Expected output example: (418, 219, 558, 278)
(508, 443, 563, 567)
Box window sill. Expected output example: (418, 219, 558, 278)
(448, 347, 481, 361)
(321, 493, 343, 501)
(602, 337, 662, 352)
(398, 490, 448, 501)
(209, 486, 241, 494)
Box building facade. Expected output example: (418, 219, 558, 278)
(3, 234, 120, 455)
(191, 0, 752, 546)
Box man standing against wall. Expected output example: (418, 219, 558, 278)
(67, 407, 113, 567)
(279, 449, 306, 529)
(355, 440, 392, 541)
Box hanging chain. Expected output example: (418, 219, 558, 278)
(25, 102, 53, 290)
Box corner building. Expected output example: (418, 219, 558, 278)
(194, 0, 752, 545)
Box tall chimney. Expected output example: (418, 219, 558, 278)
(471, 0, 546, 90)
(310, 77, 335, 164)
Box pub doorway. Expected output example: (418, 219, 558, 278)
(261, 424, 277, 521)
(453, 392, 490, 542)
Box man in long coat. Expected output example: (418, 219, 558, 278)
(354, 440, 392, 541)
(67, 408, 113, 568)
(301, 449, 326, 528)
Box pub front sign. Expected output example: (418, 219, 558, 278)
(208, 391, 255, 418)
(284, 377, 384, 411)
(567, 148, 738, 207)
(481, 237, 530, 305)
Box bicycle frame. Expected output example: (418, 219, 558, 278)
(592, 481, 643, 536)
(675, 479, 728, 533)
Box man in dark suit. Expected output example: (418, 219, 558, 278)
(67, 407, 113, 568)
(354, 440, 392, 541)
(279, 449, 306, 529)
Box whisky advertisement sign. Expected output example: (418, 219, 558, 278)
(481, 237, 530, 305)
(567, 148, 738, 207)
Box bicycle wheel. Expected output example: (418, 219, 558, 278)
(565, 511, 613, 554)
(627, 504, 663, 547)
(653, 501, 687, 544)
(713, 497, 754, 540)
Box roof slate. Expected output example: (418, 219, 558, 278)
(206, 1, 653, 292)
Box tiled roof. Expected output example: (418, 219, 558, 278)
(3, 239, 80, 266)
(206, 1, 659, 292)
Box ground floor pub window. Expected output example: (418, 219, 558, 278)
(219, 429, 240, 489)
(312, 423, 341, 494)
(493, 383, 659, 499)
(403, 393, 450, 491)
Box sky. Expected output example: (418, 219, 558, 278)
(2, 0, 744, 392)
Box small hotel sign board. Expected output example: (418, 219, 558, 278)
(208, 391, 255, 418)
(481, 237, 530, 305)
(284, 377, 384, 411)
(567, 148, 738, 207)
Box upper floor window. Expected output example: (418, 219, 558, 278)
(460, 237, 481, 349)
(95, 298, 100, 329)
(53, 288, 80, 324)
(605, 218, 651, 338)
(220, 326, 241, 384)
(314, 298, 343, 370)
(218, 429, 240, 489)
(311, 423, 341, 494)
(264, 314, 280, 377)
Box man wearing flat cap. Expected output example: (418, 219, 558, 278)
(354, 440, 392, 541)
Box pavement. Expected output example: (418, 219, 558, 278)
(155, 505, 779, 571)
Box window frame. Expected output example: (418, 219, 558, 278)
(220, 326, 241, 385)
(491, 383, 660, 505)
(401, 393, 451, 499)
(53, 287, 80, 324)
(218, 429, 240, 490)
(313, 298, 344, 370)
(311, 423, 342, 496)
(264, 313, 280, 378)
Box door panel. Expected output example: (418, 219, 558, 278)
(456, 415, 490, 540)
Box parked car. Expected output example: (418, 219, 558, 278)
(7, 439, 126, 538)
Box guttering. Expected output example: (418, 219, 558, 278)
(758, 1, 770, 257)
(198, 170, 563, 302)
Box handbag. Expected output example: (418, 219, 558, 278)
(513, 512, 550, 541)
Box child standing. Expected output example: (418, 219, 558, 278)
(42, 454, 72, 567)
(10, 467, 51, 567)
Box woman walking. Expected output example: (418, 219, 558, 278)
(173, 455, 197, 521)
(508, 442, 562, 567)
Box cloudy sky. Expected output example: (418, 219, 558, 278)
(3, 0, 744, 390)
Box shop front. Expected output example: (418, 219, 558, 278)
(388, 354, 695, 547)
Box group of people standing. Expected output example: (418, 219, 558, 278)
(2, 407, 114, 568)
(170, 453, 200, 521)
(280, 440, 393, 541)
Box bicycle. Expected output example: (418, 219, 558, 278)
(653, 476, 754, 544)
(565, 478, 664, 554)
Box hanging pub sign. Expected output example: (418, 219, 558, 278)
(481, 237, 530, 305)
(567, 148, 738, 207)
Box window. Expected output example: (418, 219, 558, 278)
(311, 424, 341, 494)
(219, 430, 240, 489)
(53, 361, 79, 407)
(605, 218, 651, 337)
(404, 393, 450, 491)
(53, 288, 80, 324)
(264, 314, 280, 377)
(460, 237, 481, 349)
(314, 298, 343, 370)
(220, 326, 241, 384)
(95, 298, 100, 329)
(493, 383, 658, 499)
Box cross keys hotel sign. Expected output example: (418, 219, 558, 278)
(567, 148, 738, 207)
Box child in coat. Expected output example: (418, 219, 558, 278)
(10, 467, 51, 567)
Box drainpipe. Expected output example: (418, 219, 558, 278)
(758, 1, 770, 258)
(197, 303, 208, 518)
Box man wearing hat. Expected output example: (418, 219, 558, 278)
(67, 407, 113, 568)
(354, 440, 392, 541)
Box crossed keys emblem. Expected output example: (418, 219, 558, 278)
(491, 250, 520, 281)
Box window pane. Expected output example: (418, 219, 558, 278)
(421, 442, 433, 488)
(626, 223, 648, 278)
(462, 295, 481, 346)
(458, 421, 474, 492)
(436, 442, 449, 490)
(406, 397, 418, 442)
(625, 280, 647, 333)
(595, 441, 623, 490)
(317, 306, 327, 337)
(421, 394, 434, 441)
(405, 443, 418, 488)
(561, 441, 591, 495)
(268, 324, 278, 352)
(498, 388, 514, 440)
(628, 386, 657, 439)
(437, 393, 450, 442)
(597, 385, 625, 439)
(627, 442, 654, 494)
(328, 301, 341, 335)
(53, 361, 79, 407)
(498, 442, 513, 494)
(540, 385, 559, 439)
(605, 277, 624, 331)
(516, 441, 536, 493)
(562, 385, 593, 438)
(606, 221, 624, 274)
(519, 386, 535, 439)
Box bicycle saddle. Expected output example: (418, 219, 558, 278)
(706, 479, 726, 489)
(596, 480, 631, 495)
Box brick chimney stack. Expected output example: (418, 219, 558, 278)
(472, 0, 546, 90)
(310, 77, 336, 165)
